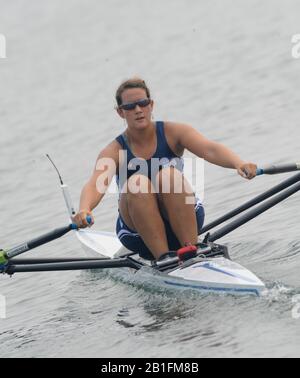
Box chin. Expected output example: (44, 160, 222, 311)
(134, 119, 149, 128)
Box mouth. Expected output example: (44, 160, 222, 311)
(135, 116, 145, 121)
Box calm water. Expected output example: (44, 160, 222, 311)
(1, 0, 300, 358)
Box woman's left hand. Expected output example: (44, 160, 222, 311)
(237, 163, 257, 180)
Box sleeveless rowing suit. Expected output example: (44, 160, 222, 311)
(115, 121, 205, 260)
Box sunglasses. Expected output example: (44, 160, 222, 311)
(119, 98, 151, 111)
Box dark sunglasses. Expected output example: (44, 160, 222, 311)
(119, 98, 151, 111)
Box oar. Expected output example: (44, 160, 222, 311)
(0, 216, 93, 270)
(4, 257, 141, 275)
(0, 223, 78, 269)
(256, 163, 300, 176)
(0, 217, 142, 274)
(206, 179, 300, 242)
(202, 171, 300, 234)
(9, 257, 110, 264)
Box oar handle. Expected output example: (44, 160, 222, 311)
(257, 163, 300, 176)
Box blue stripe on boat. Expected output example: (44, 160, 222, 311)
(163, 280, 260, 296)
(192, 262, 258, 284)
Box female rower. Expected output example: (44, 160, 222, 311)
(73, 78, 257, 260)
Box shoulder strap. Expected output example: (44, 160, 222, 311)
(155, 121, 177, 157)
(115, 134, 126, 149)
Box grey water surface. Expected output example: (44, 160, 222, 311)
(1, 0, 300, 358)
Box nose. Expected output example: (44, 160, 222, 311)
(134, 105, 142, 112)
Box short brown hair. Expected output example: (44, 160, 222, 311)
(115, 78, 151, 106)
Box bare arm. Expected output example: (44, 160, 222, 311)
(73, 141, 120, 227)
(176, 124, 256, 178)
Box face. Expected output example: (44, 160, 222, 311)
(116, 88, 153, 130)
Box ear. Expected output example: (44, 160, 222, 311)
(150, 99, 154, 111)
(116, 107, 125, 119)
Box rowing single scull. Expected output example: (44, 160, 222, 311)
(1, 162, 300, 297)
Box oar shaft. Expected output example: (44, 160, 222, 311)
(3, 224, 76, 260)
(257, 163, 300, 175)
(10, 257, 109, 264)
(202, 172, 300, 233)
(208, 180, 300, 242)
(0, 218, 90, 270)
(5, 258, 140, 274)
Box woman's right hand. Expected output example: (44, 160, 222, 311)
(72, 210, 95, 228)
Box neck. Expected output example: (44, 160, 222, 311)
(125, 121, 156, 145)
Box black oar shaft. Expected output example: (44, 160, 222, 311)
(202, 172, 300, 233)
(208, 180, 300, 242)
(5, 225, 73, 259)
(10, 257, 109, 264)
(5, 258, 139, 274)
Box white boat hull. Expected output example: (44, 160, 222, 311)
(76, 229, 265, 296)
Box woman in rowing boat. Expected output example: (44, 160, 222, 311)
(73, 78, 257, 261)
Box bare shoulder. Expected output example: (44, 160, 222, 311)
(164, 121, 193, 135)
(97, 139, 122, 164)
(164, 122, 195, 153)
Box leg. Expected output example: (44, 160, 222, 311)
(119, 174, 169, 259)
(156, 167, 198, 246)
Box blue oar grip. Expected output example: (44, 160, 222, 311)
(256, 168, 264, 176)
(71, 216, 92, 230)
